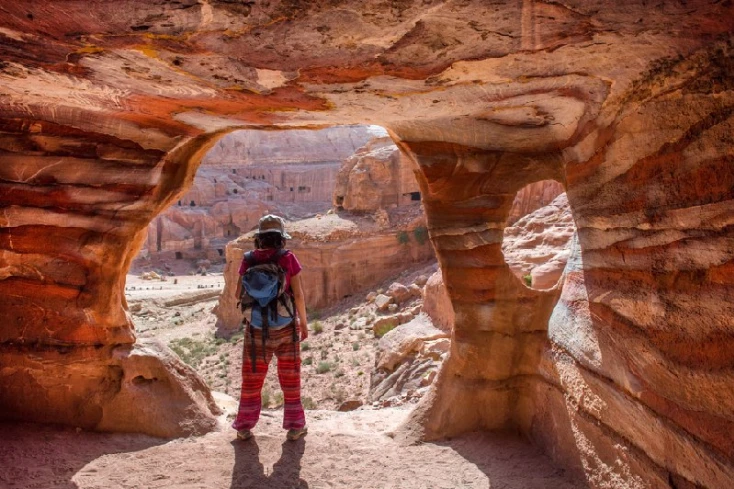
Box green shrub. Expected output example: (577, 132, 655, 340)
(261, 387, 271, 408)
(301, 342, 310, 351)
(169, 337, 217, 368)
(352, 341, 360, 351)
(312, 321, 324, 335)
(523, 274, 533, 287)
(317, 361, 333, 374)
(273, 392, 284, 407)
(396, 230, 410, 245)
(413, 226, 429, 245)
(303, 356, 313, 366)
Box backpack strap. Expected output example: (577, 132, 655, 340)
(244, 250, 256, 266)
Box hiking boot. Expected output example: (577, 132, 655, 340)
(286, 427, 308, 441)
(236, 429, 253, 441)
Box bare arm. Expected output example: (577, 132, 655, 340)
(290, 273, 308, 340)
(235, 274, 242, 304)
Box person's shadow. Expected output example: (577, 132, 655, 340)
(231, 437, 308, 489)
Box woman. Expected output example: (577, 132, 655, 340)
(232, 214, 309, 441)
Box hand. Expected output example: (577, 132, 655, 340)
(298, 318, 308, 341)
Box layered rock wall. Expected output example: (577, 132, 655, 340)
(0, 119, 223, 436)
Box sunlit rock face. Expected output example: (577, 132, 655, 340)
(0, 0, 733, 484)
(334, 135, 421, 212)
(136, 126, 381, 263)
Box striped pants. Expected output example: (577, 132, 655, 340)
(232, 324, 306, 431)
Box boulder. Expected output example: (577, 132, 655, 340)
(349, 317, 369, 331)
(414, 274, 429, 287)
(369, 316, 450, 404)
(375, 315, 449, 372)
(386, 282, 412, 304)
(422, 270, 455, 333)
(338, 400, 363, 412)
(501, 193, 575, 290)
(374, 294, 393, 312)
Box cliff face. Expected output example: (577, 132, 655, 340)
(0, 1, 733, 485)
(202, 126, 385, 166)
(137, 126, 383, 263)
(334, 136, 421, 212)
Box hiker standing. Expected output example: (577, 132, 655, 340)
(232, 215, 309, 441)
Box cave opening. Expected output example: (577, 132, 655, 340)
(124, 124, 442, 421)
(501, 180, 575, 291)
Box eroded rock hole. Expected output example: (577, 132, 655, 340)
(131, 375, 158, 385)
(501, 180, 576, 290)
(126, 125, 450, 415)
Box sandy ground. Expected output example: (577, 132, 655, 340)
(41, 246, 593, 489)
(125, 274, 225, 302)
(0, 408, 583, 489)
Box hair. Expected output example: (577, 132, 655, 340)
(254, 232, 284, 250)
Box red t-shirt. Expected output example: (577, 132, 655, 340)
(238, 249, 302, 292)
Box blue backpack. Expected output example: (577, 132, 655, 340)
(239, 249, 296, 371)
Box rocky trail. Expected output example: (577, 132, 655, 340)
(0, 408, 583, 489)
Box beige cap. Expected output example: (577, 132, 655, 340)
(257, 214, 291, 239)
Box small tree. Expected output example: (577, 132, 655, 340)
(413, 226, 429, 245)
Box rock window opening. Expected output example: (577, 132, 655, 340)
(127, 124, 443, 418)
(501, 180, 575, 290)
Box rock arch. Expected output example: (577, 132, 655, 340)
(0, 1, 732, 486)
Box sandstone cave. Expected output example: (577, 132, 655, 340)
(0, 1, 733, 487)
